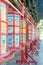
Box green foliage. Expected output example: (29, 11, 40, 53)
(24, 0, 39, 24)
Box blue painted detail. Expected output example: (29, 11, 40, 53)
(15, 34, 19, 45)
(8, 34, 13, 46)
(23, 34, 26, 42)
(8, 14, 14, 25)
(15, 15, 20, 18)
(15, 34, 19, 42)
(0, 2, 6, 8)
(8, 14, 14, 17)
(1, 35, 6, 45)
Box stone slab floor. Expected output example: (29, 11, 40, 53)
(0, 40, 43, 65)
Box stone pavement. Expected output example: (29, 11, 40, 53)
(0, 40, 43, 65)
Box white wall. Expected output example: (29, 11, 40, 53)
(38, 19, 43, 40)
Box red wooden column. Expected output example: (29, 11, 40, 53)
(25, 18, 29, 59)
(20, 18, 30, 65)
(16, 18, 31, 65)
(24, 16, 37, 64)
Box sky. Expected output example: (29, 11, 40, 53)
(37, 0, 43, 19)
(37, 0, 43, 39)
